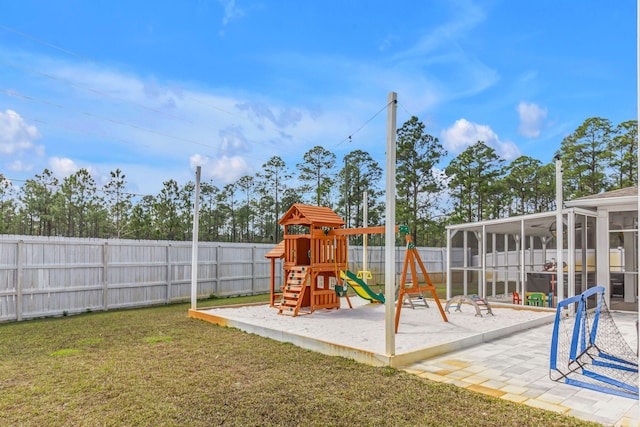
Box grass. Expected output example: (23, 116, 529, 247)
(0, 296, 600, 426)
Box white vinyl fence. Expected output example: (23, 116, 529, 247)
(0, 236, 281, 322)
(0, 235, 446, 322)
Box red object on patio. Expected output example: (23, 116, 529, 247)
(512, 291, 522, 304)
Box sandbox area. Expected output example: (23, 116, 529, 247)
(189, 297, 555, 367)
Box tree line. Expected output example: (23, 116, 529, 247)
(0, 116, 636, 247)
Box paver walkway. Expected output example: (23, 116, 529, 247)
(400, 311, 639, 426)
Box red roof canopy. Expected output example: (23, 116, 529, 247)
(278, 204, 345, 228)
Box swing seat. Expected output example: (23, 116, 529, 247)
(334, 285, 348, 298)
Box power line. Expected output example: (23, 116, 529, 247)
(396, 101, 435, 132)
(397, 101, 415, 120)
(0, 24, 243, 118)
(1, 109, 47, 124)
(337, 100, 394, 146)
(0, 59, 226, 135)
(0, 24, 95, 63)
(1, 88, 218, 150)
(0, 25, 280, 142)
(1, 109, 273, 167)
(2, 109, 158, 152)
(0, 24, 402, 162)
(0, 24, 306, 154)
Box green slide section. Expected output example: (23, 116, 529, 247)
(339, 270, 385, 303)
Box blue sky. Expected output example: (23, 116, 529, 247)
(0, 0, 636, 197)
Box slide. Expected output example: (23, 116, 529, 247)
(339, 270, 385, 303)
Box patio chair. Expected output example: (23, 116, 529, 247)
(512, 291, 521, 304)
(526, 292, 545, 307)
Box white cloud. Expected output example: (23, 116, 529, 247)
(393, 0, 485, 61)
(7, 160, 33, 172)
(219, 0, 243, 25)
(100, 162, 193, 196)
(0, 51, 360, 194)
(48, 156, 105, 183)
(255, 2, 495, 114)
(49, 157, 80, 178)
(0, 11, 508, 196)
(236, 102, 303, 129)
(517, 102, 547, 138)
(218, 127, 252, 156)
(387, 0, 498, 101)
(378, 34, 399, 52)
(191, 153, 253, 185)
(494, 140, 521, 161)
(190, 154, 209, 170)
(218, 0, 244, 35)
(440, 118, 520, 160)
(0, 109, 43, 155)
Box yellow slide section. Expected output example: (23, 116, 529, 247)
(339, 270, 385, 303)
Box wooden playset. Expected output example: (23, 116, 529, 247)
(266, 204, 448, 329)
(267, 204, 347, 316)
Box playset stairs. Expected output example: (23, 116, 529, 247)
(278, 266, 310, 316)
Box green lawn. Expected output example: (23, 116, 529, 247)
(0, 297, 598, 426)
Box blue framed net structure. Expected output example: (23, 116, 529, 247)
(549, 286, 638, 399)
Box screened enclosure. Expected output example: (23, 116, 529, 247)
(446, 208, 598, 306)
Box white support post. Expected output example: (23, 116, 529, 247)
(492, 233, 497, 297)
(463, 231, 468, 296)
(384, 92, 397, 356)
(480, 228, 486, 298)
(567, 211, 576, 299)
(363, 190, 368, 284)
(446, 229, 452, 300)
(190, 166, 201, 310)
(520, 220, 526, 297)
(555, 158, 564, 302)
(504, 234, 509, 295)
(529, 236, 535, 272)
(580, 216, 587, 294)
(514, 234, 521, 294)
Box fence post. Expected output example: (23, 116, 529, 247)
(103, 241, 109, 312)
(251, 246, 256, 295)
(16, 240, 23, 322)
(166, 243, 172, 304)
(215, 244, 221, 297)
(441, 247, 446, 286)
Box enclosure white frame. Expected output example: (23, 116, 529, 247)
(446, 188, 639, 311)
(446, 208, 598, 304)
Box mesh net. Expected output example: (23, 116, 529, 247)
(549, 286, 638, 399)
